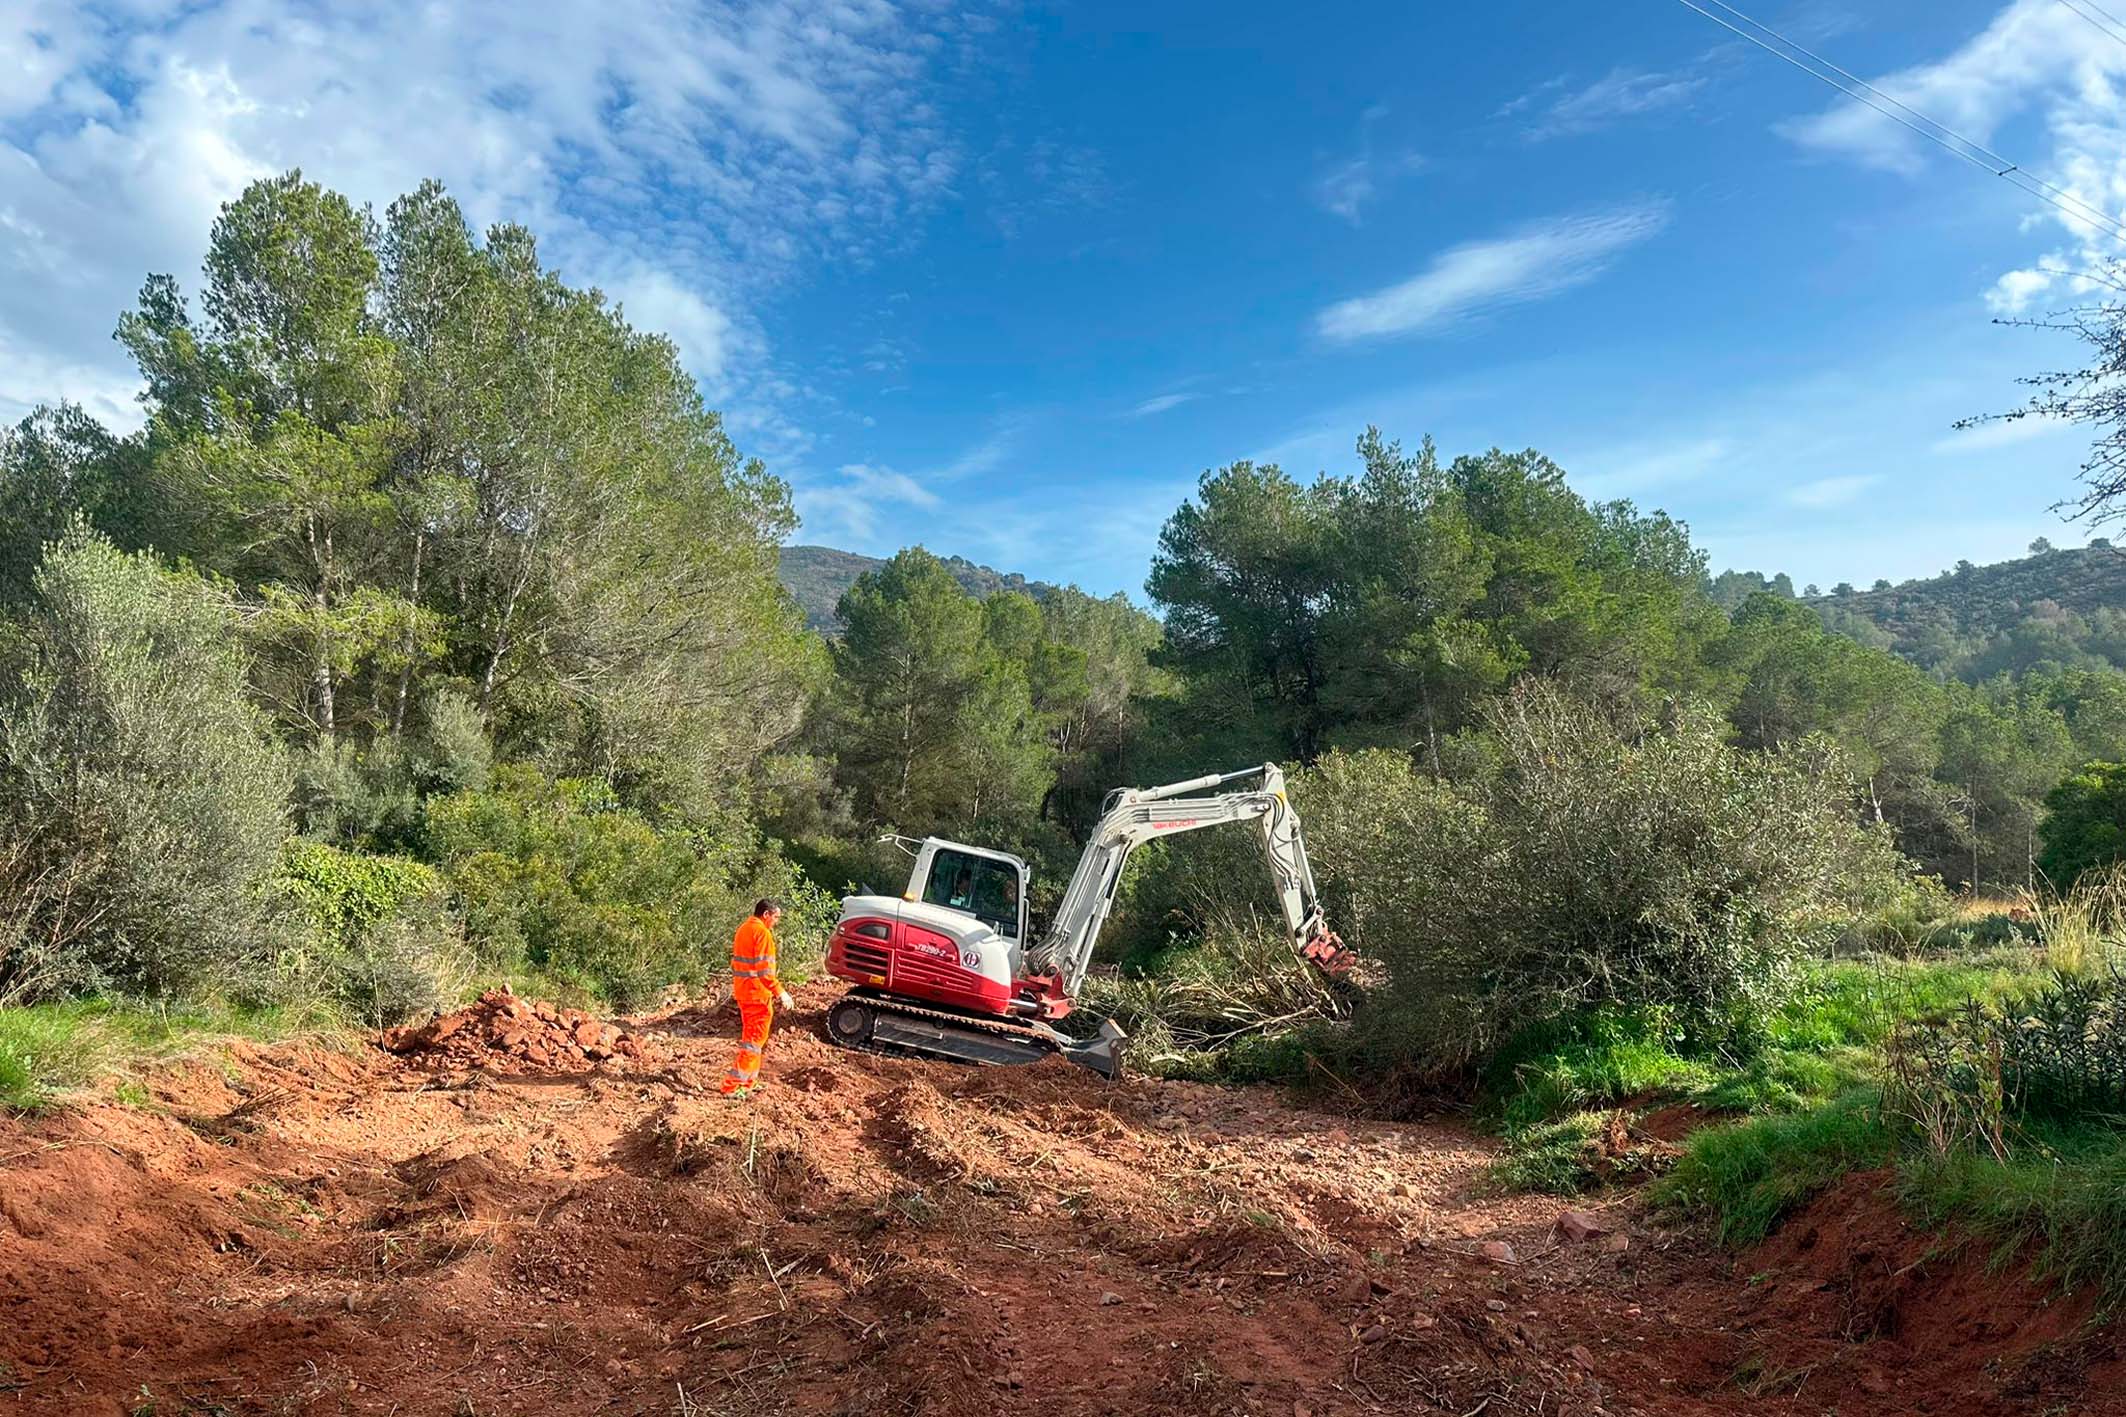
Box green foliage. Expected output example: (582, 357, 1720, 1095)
(1818, 543, 2126, 680)
(1148, 430, 1721, 766)
(777, 543, 1060, 634)
(0, 404, 136, 610)
(1657, 1092, 1896, 1245)
(1307, 685, 1903, 1072)
(2038, 760, 2126, 887)
(0, 996, 343, 1113)
(426, 765, 827, 1008)
(0, 527, 289, 1001)
(1900, 1125, 2126, 1300)
(267, 839, 465, 1026)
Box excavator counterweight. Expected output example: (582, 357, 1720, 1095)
(821, 764, 1348, 1077)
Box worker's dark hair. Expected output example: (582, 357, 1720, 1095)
(753, 897, 781, 917)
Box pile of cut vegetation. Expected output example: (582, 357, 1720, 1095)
(382, 987, 651, 1072)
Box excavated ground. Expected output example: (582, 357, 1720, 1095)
(3, 981, 2121, 1416)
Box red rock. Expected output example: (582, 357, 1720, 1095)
(1567, 1344, 1596, 1372)
(429, 1013, 465, 1042)
(1479, 1240, 1517, 1264)
(573, 1020, 602, 1048)
(1600, 1233, 1630, 1254)
(1358, 1324, 1386, 1344)
(1555, 1209, 1607, 1243)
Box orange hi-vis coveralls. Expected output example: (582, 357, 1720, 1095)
(720, 915, 779, 1094)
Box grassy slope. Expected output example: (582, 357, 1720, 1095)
(1482, 944, 2126, 1300)
(0, 998, 346, 1112)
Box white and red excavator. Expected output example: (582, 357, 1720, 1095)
(822, 764, 1351, 1078)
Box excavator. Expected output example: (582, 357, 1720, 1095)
(821, 764, 1351, 1078)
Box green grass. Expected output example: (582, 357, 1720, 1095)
(1654, 1090, 1897, 1244)
(1484, 952, 2054, 1194)
(0, 996, 346, 1113)
(1899, 1121, 2126, 1299)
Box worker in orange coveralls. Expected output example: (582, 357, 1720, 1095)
(720, 898, 794, 1096)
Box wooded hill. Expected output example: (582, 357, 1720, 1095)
(777, 544, 1059, 632)
(1807, 542, 2126, 681)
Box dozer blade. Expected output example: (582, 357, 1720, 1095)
(1058, 1017, 1127, 1079)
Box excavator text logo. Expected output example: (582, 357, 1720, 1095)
(1152, 817, 1200, 830)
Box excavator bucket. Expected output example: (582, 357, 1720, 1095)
(1060, 1017, 1128, 1079)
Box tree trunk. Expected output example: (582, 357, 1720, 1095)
(391, 528, 424, 738)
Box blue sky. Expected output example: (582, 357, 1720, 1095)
(2, 1, 2120, 599)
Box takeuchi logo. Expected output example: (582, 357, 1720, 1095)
(1152, 818, 1200, 830)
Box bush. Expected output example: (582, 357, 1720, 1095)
(1306, 684, 1907, 1074)
(425, 766, 830, 1008)
(0, 527, 290, 1000)
(267, 839, 467, 1026)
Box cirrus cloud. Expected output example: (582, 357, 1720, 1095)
(1314, 201, 1672, 342)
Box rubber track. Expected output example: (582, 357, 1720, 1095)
(825, 991, 1062, 1065)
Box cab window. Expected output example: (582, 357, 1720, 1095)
(921, 849, 1022, 939)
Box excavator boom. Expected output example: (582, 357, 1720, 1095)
(1026, 763, 1350, 997)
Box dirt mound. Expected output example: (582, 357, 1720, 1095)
(380, 986, 651, 1071)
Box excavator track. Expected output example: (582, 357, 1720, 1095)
(824, 989, 1125, 1078)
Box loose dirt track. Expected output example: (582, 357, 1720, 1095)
(2, 982, 2119, 1416)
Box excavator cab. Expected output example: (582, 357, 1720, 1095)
(906, 839, 1028, 945)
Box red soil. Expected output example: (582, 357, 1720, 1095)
(380, 987, 652, 1071)
(1, 982, 2118, 1415)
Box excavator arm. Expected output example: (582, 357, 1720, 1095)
(1025, 764, 1353, 997)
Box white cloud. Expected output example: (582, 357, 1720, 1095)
(1308, 102, 1421, 225)
(1574, 435, 1730, 500)
(797, 460, 941, 545)
(1129, 392, 1199, 418)
(1313, 157, 1377, 224)
(0, 0, 987, 451)
(1314, 201, 1671, 342)
(1786, 473, 1879, 509)
(1519, 67, 1706, 140)
(1778, 0, 2126, 306)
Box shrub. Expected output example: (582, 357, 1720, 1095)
(1304, 684, 1907, 1074)
(0, 527, 289, 1000)
(425, 766, 829, 1008)
(267, 838, 467, 1026)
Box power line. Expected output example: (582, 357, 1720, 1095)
(2056, 0, 2126, 48)
(1689, 0, 2125, 237)
(1675, 0, 2126, 245)
(1697, 0, 2125, 235)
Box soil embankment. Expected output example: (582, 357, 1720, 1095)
(1, 982, 2117, 1415)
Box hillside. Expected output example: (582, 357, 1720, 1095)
(1806, 542, 2126, 678)
(778, 543, 1061, 632)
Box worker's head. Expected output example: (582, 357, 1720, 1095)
(753, 897, 783, 924)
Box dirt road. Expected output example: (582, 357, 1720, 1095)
(1, 982, 2117, 1415)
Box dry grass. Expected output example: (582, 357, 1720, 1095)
(2016, 863, 2126, 976)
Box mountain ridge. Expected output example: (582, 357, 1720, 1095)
(777, 544, 1063, 633)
